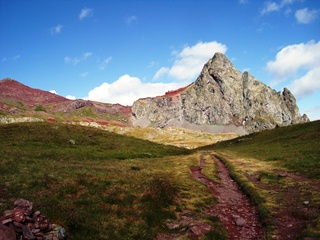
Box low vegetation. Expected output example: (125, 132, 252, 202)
(1, 120, 319, 239)
(199, 120, 320, 238)
(0, 122, 216, 239)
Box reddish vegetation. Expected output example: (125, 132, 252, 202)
(0, 78, 132, 126)
(0, 78, 70, 107)
(137, 83, 193, 101)
(163, 83, 192, 97)
(47, 117, 56, 123)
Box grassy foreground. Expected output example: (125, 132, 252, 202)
(199, 120, 320, 238)
(0, 122, 218, 239)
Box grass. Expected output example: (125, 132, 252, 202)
(203, 120, 320, 179)
(0, 122, 218, 239)
(199, 120, 320, 238)
(2, 120, 319, 239)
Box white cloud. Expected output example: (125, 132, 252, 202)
(79, 7, 93, 20)
(50, 24, 63, 35)
(295, 8, 319, 24)
(261, 1, 280, 14)
(2, 55, 20, 62)
(66, 95, 76, 100)
(266, 40, 320, 98)
(64, 56, 79, 65)
(80, 72, 89, 78)
(85, 74, 185, 106)
(126, 15, 138, 26)
(153, 41, 227, 81)
(64, 52, 92, 65)
(153, 67, 169, 80)
(50, 90, 58, 94)
(266, 40, 320, 79)
(261, 0, 296, 15)
(239, 0, 249, 4)
(288, 67, 320, 98)
(99, 57, 112, 70)
(83, 52, 92, 59)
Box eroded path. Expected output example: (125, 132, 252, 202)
(190, 152, 264, 240)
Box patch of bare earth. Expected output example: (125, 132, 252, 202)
(156, 152, 264, 240)
(191, 153, 264, 239)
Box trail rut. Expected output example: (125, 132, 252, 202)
(190, 152, 264, 239)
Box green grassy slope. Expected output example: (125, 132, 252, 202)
(0, 122, 220, 239)
(199, 120, 320, 238)
(200, 120, 320, 179)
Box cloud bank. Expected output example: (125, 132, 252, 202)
(85, 74, 183, 106)
(266, 40, 320, 98)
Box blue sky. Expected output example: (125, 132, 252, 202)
(1, 0, 320, 120)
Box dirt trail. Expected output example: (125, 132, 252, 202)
(190, 152, 264, 240)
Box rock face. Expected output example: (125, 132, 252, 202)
(132, 53, 309, 133)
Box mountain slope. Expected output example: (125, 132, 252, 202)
(0, 78, 131, 126)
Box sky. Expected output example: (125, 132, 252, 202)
(1, 0, 320, 120)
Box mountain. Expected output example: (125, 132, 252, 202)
(132, 53, 309, 134)
(0, 78, 131, 126)
(0, 53, 309, 134)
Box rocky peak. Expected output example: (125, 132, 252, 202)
(132, 53, 309, 134)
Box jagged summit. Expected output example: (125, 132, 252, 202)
(132, 53, 309, 134)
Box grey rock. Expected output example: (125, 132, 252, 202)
(235, 218, 246, 227)
(132, 53, 309, 134)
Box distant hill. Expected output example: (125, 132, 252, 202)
(0, 78, 132, 126)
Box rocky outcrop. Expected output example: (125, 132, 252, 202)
(132, 53, 309, 134)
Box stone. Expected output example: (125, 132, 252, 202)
(132, 52, 309, 134)
(22, 225, 35, 240)
(1, 199, 67, 240)
(14, 198, 33, 215)
(13, 209, 25, 222)
(0, 224, 16, 240)
(235, 218, 246, 227)
(189, 223, 212, 235)
(3, 210, 13, 218)
(1, 218, 13, 225)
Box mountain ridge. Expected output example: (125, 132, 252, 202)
(0, 53, 309, 134)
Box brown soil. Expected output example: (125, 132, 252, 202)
(190, 153, 264, 239)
